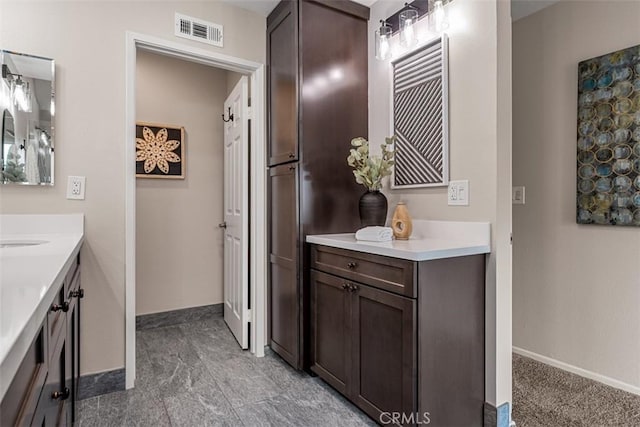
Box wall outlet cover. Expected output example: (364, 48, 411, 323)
(448, 180, 469, 206)
(67, 176, 86, 200)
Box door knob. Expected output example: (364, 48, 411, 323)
(218, 222, 227, 229)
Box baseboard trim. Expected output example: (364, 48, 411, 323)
(483, 402, 497, 427)
(513, 346, 640, 396)
(136, 303, 223, 330)
(78, 368, 125, 400)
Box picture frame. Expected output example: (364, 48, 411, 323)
(576, 44, 640, 226)
(135, 121, 185, 179)
(390, 34, 449, 189)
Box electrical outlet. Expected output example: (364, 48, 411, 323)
(67, 176, 85, 200)
(448, 180, 469, 206)
(512, 186, 525, 205)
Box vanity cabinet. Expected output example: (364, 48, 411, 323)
(267, 0, 369, 370)
(0, 254, 83, 427)
(310, 247, 417, 423)
(310, 244, 486, 426)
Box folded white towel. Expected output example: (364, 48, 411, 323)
(355, 226, 393, 242)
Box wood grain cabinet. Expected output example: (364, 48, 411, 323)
(267, 0, 369, 370)
(1, 255, 83, 427)
(310, 244, 486, 427)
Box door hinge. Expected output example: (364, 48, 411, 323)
(246, 309, 252, 319)
(247, 107, 252, 119)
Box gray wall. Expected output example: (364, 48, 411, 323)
(513, 1, 640, 390)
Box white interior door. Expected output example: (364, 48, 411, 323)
(223, 76, 250, 349)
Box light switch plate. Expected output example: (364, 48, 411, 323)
(512, 186, 525, 205)
(67, 176, 86, 200)
(448, 180, 469, 206)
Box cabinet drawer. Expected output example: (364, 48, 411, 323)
(0, 319, 48, 427)
(311, 245, 417, 298)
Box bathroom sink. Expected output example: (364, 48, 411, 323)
(0, 240, 49, 248)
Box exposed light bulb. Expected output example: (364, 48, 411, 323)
(433, 0, 449, 32)
(379, 35, 390, 60)
(400, 8, 418, 48)
(13, 81, 30, 112)
(403, 20, 415, 46)
(376, 21, 393, 61)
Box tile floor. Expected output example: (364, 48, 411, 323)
(78, 319, 640, 426)
(76, 318, 375, 426)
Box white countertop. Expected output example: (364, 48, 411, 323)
(306, 220, 491, 261)
(0, 214, 84, 401)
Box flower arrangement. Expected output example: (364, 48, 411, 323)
(347, 136, 396, 191)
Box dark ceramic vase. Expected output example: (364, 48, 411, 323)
(359, 190, 388, 227)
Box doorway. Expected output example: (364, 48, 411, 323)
(124, 32, 267, 389)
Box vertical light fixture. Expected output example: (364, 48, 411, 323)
(1, 64, 31, 112)
(430, 0, 449, 33)
(375, 20, 393, 61)
(13, 77, 31, 112)
(399, 4, 419, 48)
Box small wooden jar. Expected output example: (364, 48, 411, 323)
(391, 202, 412, 240)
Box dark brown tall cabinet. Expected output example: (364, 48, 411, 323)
(267, 0, 369, 369)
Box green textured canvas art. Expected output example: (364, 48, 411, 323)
(577, 44, 640, 226)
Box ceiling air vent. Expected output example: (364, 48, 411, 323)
(174, 13, 223, 47)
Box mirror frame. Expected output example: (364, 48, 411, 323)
(1, 50, 55, 186)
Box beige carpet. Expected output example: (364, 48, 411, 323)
(513, 353, 640, 426)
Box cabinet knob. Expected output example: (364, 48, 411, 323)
(342, 283, 349, 290)
(288, 152, 295, 159)
(71, 289, 84, 299)
(51, 301, 69, 313)
(347, 262, 357, 269)
(51, 387, 70, 400)
(288, 165, 296, 171)
(348, 284, 359, 292)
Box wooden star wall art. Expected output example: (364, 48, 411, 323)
(136, 122, 185, 179)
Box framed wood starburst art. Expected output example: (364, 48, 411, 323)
(135, 122, 185, 179)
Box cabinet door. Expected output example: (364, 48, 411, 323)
(66, 269, 81, 424)
(45, 331, 71, 426)
(268, 163, 299, 367)
(309, 270, 351, 395)
(267, 1, 298, 166)
(351, 283, 417, 423)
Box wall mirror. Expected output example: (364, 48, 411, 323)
(1, 50, 54, 185)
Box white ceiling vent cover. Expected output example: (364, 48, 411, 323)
(175, 13, 223, 47)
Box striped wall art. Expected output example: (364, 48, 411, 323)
(391, 34, 449, 188)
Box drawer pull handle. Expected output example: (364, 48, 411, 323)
(289, 165, 296, 171)
(348, 284, 359, 292)
(347, 262, 357, 269)
(288, 152, 295, 159)
(51, 301, 69, 313)
(51, 387, 70, 400)
(71, 289, 84, 299)
(341, 283, 349, 290)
